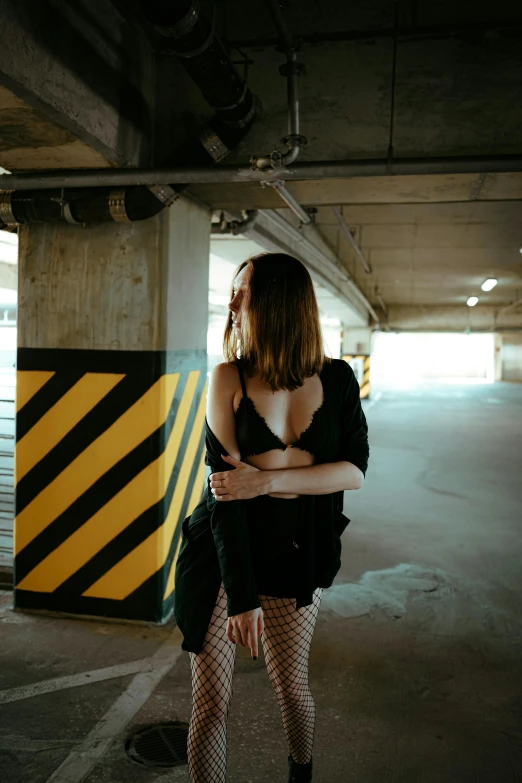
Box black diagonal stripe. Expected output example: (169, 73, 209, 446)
(15, 371, 155, 514)
(48, 385, 207, 599)
(125, 455, 209, 624)
(16, 372, 86, 441)
(14, 368, 198, 584)
(17, 347, 206, 375)
(14, 590, 166, 623)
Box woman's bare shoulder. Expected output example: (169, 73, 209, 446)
(209, 361, 240, 390)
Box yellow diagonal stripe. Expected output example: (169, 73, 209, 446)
(15, 373, 180, 556)
(16, 371, 55, 412)
(163, 447, 207, 601)
(16, 374, 125, 483)
(163, 533, 184, 603)
(16, 372, 196, 593)
(84, 378, 208, 600)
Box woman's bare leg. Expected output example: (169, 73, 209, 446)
(188, 583, 236, 782)
(259, 588, 323, 764)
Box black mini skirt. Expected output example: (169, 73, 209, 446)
(245, 494, 302, 598)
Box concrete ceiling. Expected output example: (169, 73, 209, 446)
(191, 178, 522, 310)
(189, 0, 522, 315)
(0, 0, 521, 323)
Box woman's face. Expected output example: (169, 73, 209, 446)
(228, 266, 250, 335)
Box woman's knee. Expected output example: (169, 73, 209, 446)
(270, 678, 310, 707)
(192, 693, 232, 724)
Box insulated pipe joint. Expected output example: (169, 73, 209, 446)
(1, 184, 180, 226)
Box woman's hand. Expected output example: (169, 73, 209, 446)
(210, 454, 267, 501)
(227, 607, 264, 658)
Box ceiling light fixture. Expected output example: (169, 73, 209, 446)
(481, 278, 497, 292)
(467, 296, 479, 307)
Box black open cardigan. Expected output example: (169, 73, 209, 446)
(173, 358, 369, 654)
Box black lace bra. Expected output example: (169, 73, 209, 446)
(234, 360, 328, 459)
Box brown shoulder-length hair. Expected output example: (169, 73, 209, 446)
(223, 252, 332, 392)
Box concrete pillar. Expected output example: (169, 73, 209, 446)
(341, 327, 373, 356)
(494, 334, 503, 382)
(341, 327, 373, 399)
(14, 196, 210, 623)
(499, 333, 522, 382)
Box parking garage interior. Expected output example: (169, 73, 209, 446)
(0, 1, 521, 781)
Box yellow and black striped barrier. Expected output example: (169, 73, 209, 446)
(341, 354, 371, 399)
(14, 348, 207, 623)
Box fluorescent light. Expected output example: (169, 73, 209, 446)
(481, 278, 497, 292)
(467, 296, 479, 307)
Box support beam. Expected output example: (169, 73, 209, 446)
(386, 305, 522, 332)
(0, 0, 155, 168)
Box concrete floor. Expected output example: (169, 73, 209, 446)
(1, 381, 522, 782)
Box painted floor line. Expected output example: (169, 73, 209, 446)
(45, 629, 184, 783)
(0, 657, 154, 705)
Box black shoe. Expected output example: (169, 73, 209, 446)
(288, 755, 313, 782)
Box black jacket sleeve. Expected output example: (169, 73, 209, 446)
(204, 417, 261, 617)
(337, 361, 370, 476)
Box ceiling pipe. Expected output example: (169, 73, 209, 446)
(330, 206, 372, 274)
(375, 288, 388, 316)
(2, 154, 521, 191)
(498, 298, 522, 315)
(227, 20, 522, 49)
(250, 0, 307, 171)
(261, 180, 311, 224)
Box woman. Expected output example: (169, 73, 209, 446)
(174, 252, 369, 782)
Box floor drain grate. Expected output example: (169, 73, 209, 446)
(125, 721, 189, 768)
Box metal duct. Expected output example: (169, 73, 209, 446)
(0, 185, 181, 227)
(139, 0, 255, 160)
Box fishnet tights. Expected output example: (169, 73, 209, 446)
(187, 583, 322, 782)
